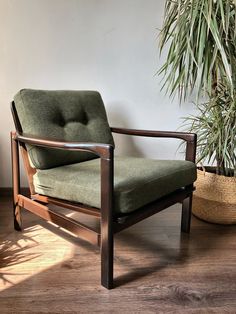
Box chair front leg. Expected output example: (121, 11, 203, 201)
(101, 218, 114, 289)
(11, 132, 22, 231)
(100, 155, 114, 289)
(181, 189, 193, 233)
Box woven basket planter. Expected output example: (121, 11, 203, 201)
(192, 169, 236, 224)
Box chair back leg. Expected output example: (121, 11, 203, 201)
(181, 190, 193, 233)
(11, 132, 22, 231)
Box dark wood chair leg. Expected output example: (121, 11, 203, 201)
(181, 193, 193, 233)
(11, 132, 22, 231)
(100, 155, 114, 289)
(101, 225, 114, 289)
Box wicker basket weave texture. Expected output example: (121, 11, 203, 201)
(194, 169, 236, 204)
(192, 170, 236, 224)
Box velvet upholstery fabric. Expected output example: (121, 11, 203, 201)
(34, 156, 197, 214)
(14, 89, 114, 169)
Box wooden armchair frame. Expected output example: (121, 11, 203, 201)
(11, 101, 196, 289)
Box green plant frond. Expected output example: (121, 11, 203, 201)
(159, 0, 236, 176)
(209, 16, 233, 90)
(159, 0, 236, 101)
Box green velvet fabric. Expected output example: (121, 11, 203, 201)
(14, 89, 114, 169)
(34, 156, 197, 214)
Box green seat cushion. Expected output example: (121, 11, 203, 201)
(14, 89, 114, 169)
(33, 156, 197, 214)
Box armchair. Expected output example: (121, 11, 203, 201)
(11, 89, 197, 289)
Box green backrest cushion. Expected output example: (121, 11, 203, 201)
(14, 89, 114, 169)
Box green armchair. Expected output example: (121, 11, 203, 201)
(11, 89, 197, 289)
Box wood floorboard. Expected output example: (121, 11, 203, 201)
(0, 195, 236, 313)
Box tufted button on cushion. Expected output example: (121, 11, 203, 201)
(14, 89, 114, 169)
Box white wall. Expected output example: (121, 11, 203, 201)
(0, 0, 195, 187)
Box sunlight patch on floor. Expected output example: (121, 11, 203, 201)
(0, 224, 75, 292)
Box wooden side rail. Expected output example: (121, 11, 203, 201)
(18, 195, 101, 246)
(32, 194, 101, 218)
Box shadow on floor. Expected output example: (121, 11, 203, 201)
(0, 226, 41, 285)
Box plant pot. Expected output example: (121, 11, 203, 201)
(192, 169, 236, 224)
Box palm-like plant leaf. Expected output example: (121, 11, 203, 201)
(159, 0, 236, 176)
(159, 0, 236, 100)
(183, 84, 236, 176)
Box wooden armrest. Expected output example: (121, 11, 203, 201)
(111, 127, 197, 162)
(111, 127, 196, 141)
(12, 132, 114, 160)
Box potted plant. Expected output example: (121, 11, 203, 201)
(159, 0, 236, 224)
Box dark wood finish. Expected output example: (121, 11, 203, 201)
(15, 132, 113, 159)
(10, 101, 197, 289)
(32, 194, 101, 218)
(100, 151, 114, 289)
(181, 187, 193, 233)
(111, 127, 195, 141)
(111, 127, 197, 162)
(11, 132, 21, 231)
(18, 194, 100, 246)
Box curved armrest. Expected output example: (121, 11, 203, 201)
(111, 127, 196, 141)
(111, 127, 197, 162)
(13, 132, 114, 160)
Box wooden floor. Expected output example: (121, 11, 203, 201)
(0, 195, 236, 313)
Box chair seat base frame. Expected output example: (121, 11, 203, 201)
(14, 185, 194, 245)
(13, 185, 194, 289)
